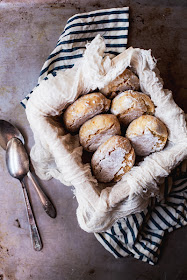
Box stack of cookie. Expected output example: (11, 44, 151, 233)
(63, 69, 168, 183)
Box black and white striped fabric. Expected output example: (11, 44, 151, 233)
(21, 7, 187, 265)
(21, 7, 129, 108)
(95, 161, 187, 265)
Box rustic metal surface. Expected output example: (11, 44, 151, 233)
(0, 1, 186, 279)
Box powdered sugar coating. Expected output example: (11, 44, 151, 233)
(111, 90, 155, 126)
(91, 135, 135, 183)
(126, 115, 168, 156)
(100, 68, 140, 99)
(79, 114, 121, 152)
(63, 92, 111, 132)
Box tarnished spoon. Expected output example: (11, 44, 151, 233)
(6, 137, 42, 251)
(0, 119, 56, 218)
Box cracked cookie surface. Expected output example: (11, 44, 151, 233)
(63, 92, 111, 132)
(91, 135, 135, 183)
(79, 114, 121, 152)
(126, 115, 168, 156)
(111, 90, 155, 126)
(100, 69, 140, 99)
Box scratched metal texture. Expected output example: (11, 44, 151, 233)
(0, 1, 186, 280)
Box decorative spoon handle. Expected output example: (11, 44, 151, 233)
(27, 171, 56, 219)
(21, 179, 42, 251)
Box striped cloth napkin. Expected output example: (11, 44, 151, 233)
(21, 7, 129, 107)
(21, 7, 187, 265)
(95, 161, 187, 265)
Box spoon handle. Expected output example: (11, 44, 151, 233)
(21, 179, 43, 251)
(27, 171, 56, 219)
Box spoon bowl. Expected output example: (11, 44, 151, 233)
(6, 137, 29, 180)
(0, 119, 24, 150)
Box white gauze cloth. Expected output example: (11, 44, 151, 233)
(25, 35, 187, 233)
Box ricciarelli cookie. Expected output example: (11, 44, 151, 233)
(91, 135, 135, 183)
(63, 92, 111, 132)
(126, 115, 168, 156)
(79, 114, 121, 152)
(100, 68, 140, 99)
(111, 90, 155, 126)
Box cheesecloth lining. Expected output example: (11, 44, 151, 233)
(25, 35, 187, 232)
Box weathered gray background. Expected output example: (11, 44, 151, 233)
(0, 0, 186, 279)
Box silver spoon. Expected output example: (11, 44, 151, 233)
(6, 137, 42, 251)
(0, 119, 56, 218)
(0, 119, 24, 149)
